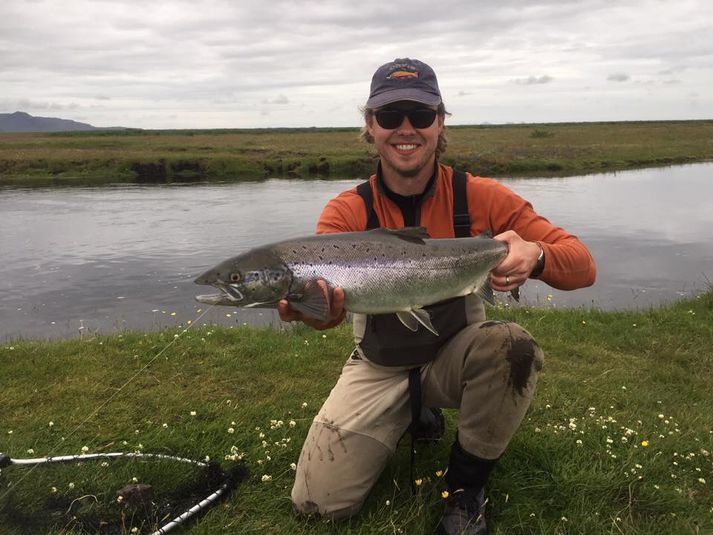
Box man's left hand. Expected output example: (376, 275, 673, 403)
(491, 230, 541, 291)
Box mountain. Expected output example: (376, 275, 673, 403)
(0, 111, 100, 133)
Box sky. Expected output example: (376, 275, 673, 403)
(1, 0, 711, 129)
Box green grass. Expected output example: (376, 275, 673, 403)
(1, 293, 712, 534)
(1, 120, 712, 186)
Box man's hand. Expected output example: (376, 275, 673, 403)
(490, 231, 542, 292)
(277, 279, 346, 330)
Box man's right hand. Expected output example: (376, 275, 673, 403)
(277, 279, 346, 330)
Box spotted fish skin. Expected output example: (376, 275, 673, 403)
(194, 228, 508, 328)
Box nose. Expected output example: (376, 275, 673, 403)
(395, 116, 416, 133)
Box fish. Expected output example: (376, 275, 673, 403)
(194, 227, 515, 335)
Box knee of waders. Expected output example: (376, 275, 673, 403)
(466, 320, 544, 396)
(290, 423, 392, 521)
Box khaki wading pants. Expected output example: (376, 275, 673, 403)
(291, 319, 544, 520)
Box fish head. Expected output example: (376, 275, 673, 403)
(194, 248, 292, 307)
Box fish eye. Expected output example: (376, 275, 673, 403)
(230, 272, 241, 283)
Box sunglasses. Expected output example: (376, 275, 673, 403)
(374, 108, 438, 129)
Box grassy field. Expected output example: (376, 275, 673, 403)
(1, 120, 712, 186)
(1, 293, 711, 534)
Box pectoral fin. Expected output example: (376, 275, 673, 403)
(286, 282, 330, 321)
(396, 309, 439, 336)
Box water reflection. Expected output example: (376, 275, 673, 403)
(1, 163, 711, 341)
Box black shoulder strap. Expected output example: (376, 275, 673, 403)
(356, 180, 381, 230)
(452, 169, 471, 238)
(358, 171, 470, 235)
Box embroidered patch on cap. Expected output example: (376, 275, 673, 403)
(387, 69, 419, 80)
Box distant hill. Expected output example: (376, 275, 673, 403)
(0, 111, 106, 133)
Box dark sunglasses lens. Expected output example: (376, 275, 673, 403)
(375, 110, 403, 129)
(409, 109, 437, 129)
(374, 109, 437, 129)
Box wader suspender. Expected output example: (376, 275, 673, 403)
(356, 169, 471, 487)
(355, 169, 470, 234)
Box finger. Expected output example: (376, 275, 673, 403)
(317, 279, 332, 309)
(492, 230, 515, 242)
(490, 272, 520, 291)
(331, 287, 345, 316)
(278, 299, 301, 322)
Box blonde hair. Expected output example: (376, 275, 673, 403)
(359, 103, 450, 159)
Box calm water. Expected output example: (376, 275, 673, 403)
(1, 163, 712, 341)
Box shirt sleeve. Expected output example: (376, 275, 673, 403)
(472, 177, 596, 291)
(316, 189, 366, 234)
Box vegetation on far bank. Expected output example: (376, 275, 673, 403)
(1, 120, 712, 186)
(1, 293, 712, 534)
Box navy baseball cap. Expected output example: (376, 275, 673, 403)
(366, 58, 442, 109)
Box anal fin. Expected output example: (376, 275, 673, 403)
(477, 284, 496, 305)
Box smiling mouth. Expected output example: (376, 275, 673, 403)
(394, 143, 419, 152)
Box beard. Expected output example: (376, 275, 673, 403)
(381, 149, 435, 179)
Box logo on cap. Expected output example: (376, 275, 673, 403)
(387, 70, 419, 80)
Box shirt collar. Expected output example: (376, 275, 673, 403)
(375, 161, 439, 201)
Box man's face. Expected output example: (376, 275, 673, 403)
(366, 101, 444, 180)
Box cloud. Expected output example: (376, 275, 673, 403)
(513, 75, 554, 85)
(270, 95, 290, 105)
(0, 0, 711, 128)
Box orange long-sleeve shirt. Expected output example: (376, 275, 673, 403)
(317, 163, 596, 291)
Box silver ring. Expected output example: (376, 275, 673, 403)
(505, 275, 510, 285)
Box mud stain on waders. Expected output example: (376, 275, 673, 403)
(322, 420, 348, 462)
(505, 337, 542, 396)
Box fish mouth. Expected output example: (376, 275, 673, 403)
(195, 284, 244, 306)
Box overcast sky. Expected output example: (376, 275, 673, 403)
(1, 0, 711, 129)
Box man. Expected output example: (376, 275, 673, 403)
(279, 58, 596, 534)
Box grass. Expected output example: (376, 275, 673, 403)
(1, 292, 712, 534)
(1, 120, 712, 186)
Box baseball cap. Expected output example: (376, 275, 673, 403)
(366, 58, 442, 109)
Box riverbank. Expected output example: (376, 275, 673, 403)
(1, 120, 712, 186)
(1, 293, 711, 533)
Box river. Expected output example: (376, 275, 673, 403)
(1, 162, 711, 341)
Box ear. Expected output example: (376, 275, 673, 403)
(437, 113, 445, 132)
(365, 113, 375, 137)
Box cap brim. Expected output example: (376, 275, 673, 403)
(366, 89, 441, 109)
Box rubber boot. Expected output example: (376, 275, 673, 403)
(436, 439, 496, 535)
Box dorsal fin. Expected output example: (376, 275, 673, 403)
(372, 227, 430, 244)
